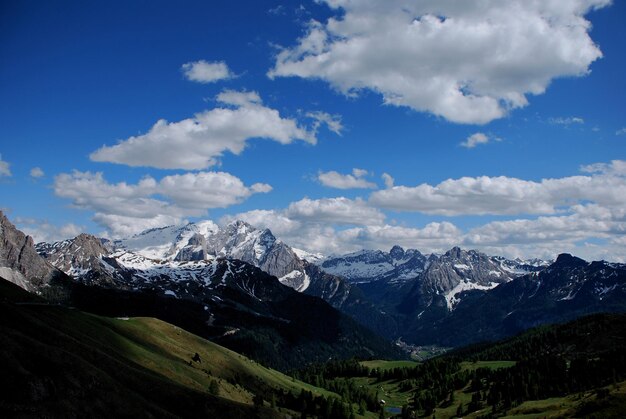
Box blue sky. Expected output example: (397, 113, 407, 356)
(1, 0, 625, 261)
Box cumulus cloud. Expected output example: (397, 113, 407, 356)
(318, 168, 376, 189)
(370, 162, 626, 216)
(0, 154, 11, 177)
(285, 197, 385, 225)
(181, 60, 234, 83)
(156, 172, 272, 209)
(270, 0, 609, 124)
(54, 170, 271, 237)
(30, 167, 44, 178)
(14, 217, 84, 243)
(460, 132, 499, 148)
(90, 90, 339, 170)
(616, 128, 626, 136)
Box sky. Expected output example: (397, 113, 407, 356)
(1, 0, 625, 261)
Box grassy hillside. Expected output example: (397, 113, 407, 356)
(0, 278, 342, 418)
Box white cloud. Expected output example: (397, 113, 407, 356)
(460, 132, 497, 148)
(318, 168, 376, 189)
(268, 5, 286, 16)
(382, 173, 394, 189)
(224, 199, 626, 261)
(270, 0, 609, 124)
(93, 213, 184, 239)
(0, 154, 11, 177)
(30, 167, 44, 178)
(549, 116, 585, 125)
(54, 170, 271, 237)
(616, 127, 626, 136)
(580, 159, 626, 176)
(181, 60, 234, 83)
(285, 197, 385, 225)
(14, 217, 84, 243)
(370, 162, 626, 216)
(464, 203, 626, 262)
(220, 160, 626, 260)
(90, 90, 339, 170)
(337, 222, 462, 253)
(306, 111, 343, 135)
(222, 204, 460, 255)
(156, 172, 272, 209)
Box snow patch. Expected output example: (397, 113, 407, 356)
(444, 280, 499, 310)
(292, 247, 324, 263)
(279, 269, 311, 292)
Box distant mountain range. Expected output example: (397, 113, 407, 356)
(3, 210, 626, 357)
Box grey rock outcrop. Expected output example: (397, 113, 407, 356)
(36, 233, 110, 273)
(0, 211, 64, 292)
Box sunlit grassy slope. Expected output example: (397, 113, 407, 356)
(0, 278, 336, 418)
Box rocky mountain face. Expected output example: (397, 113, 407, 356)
(0, 211, 68, 294)
(405, 253, 626, 347)
(399, 247, 524, 312)
(36, 233, 110, 274)
(322, 246, 548, 314)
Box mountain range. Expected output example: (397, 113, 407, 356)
(4, 210, 626, 356)
(1, 212, 403, 370)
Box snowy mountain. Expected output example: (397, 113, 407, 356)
(35, 219, 397, 337)
(113, 220, 306, 288)
(319, 245, 427, 285)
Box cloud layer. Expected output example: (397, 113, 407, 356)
(51, 160, 626, 261)
(370, 163, 626, 216)
(270, 0, 609, 124)
(90, 90, 339, 170)
(222, 197, 458, 255)
(220, 161, 626, 261)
